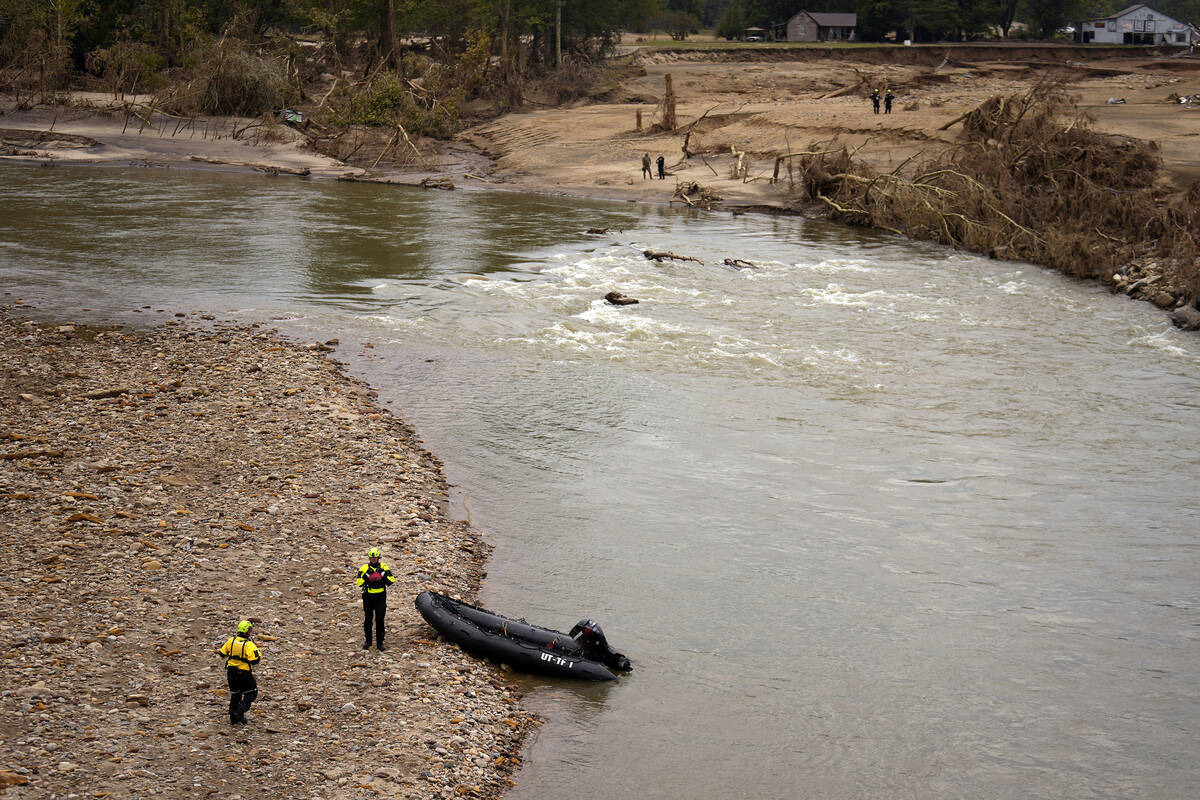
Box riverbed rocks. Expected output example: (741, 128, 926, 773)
(1170, 304, 1200, 331)
(1111, 260, 1192, 312)
(603, 291, 639, 306)
(0, 307, 536, 799)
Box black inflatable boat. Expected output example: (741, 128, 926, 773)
(415, 590, 632, 681)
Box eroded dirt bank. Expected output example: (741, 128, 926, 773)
(0, 306, 536, 799)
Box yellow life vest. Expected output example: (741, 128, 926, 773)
(357, 563, 395, 594)
(220, 635, 261, 671)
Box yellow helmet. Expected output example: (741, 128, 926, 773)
(237, 620, 253, 634)
(368, 548, 381, 559)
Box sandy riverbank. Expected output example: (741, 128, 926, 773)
(0, 307, 536, 799)
(5, 47, 1198, 207)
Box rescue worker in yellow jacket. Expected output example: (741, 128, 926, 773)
(356, 548, 396, 650)
(217, 620, 261, 725)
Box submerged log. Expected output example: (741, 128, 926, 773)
(604, 291, 639, 306)
(643, 249, 703, 264)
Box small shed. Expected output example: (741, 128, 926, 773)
(785, 11, 857, 43)
(1078, 4, 1191, 45)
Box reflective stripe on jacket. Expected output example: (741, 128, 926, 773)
(219, 635, 261, 671)
(356, 563, 395, 594)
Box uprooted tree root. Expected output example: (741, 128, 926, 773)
(786, 84, 1200, 308)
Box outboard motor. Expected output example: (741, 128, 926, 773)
(569, 619, 632, 672)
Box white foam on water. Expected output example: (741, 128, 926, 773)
(802, 284, 933, 313)
(1127, 328, 1200, 364)
(994, 280, 1029, 295)
(796, 258, 880, 275)
(706, 347, 783, 368)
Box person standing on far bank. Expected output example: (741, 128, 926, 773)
(884, 89, 894, 114)
(641, 152, 652, 180)
(656, 155, 666, 180)
(357, 548, 395, 650)
(218, 620, 261, 725)
(870, 87, 880, 114)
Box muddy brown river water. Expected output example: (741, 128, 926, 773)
(2, 165, 1198, 799)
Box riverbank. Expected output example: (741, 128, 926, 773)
(7, 48, 1198, 203)
(0, 306, 536, 799)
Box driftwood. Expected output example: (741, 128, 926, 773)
(420, 176, 455, 190)
(672, 181, 723, 210)
(251, 163, 311, 176)
(938, 110, 971, 131)
(643, 249, 702, 264)
(371, 130, 400, 168)
(818, 67, 874, 100)
(586, 227, 610, 234)
(681, 103, 741, 158)
(396, 123, 425, 164)
(723, 258, 757, 270)
(604, 291, 639, 306)
(187, 155, 310, 177)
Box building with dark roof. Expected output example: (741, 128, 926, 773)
(784, 11, 857, 42)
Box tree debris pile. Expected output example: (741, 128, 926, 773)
(672, 181, 723, 210)
(789, 85, 1200, 309)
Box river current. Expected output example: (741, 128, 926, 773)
(2, 165, 1198, 799)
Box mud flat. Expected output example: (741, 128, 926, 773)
(0, 306, 536, 799)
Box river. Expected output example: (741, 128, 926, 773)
(2, 165, 1198, 799)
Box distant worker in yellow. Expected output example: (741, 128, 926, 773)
(357, 548, 396, 651)
(217, 620, 261, 725)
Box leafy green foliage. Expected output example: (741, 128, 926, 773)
(85, 39, 165, 94)
(716, 1, 747, 40)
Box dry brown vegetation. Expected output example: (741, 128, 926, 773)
(783, 82, 1200, 305)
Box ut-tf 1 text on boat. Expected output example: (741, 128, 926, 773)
(415, 590, 632, 681)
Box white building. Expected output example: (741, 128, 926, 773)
(1078, 4, 1192, 45)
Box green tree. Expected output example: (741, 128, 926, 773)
(716, 0, 746, 39)
(1021, 0, 1084, 38)
(912, 0, 959, 39)
(655, 8, 700, 38)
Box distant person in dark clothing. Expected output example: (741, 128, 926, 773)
(870, 88, 880, 114)
(884, 89, 894, 114)
(641, 152, 652, 180)
(656, 155, 665, 180)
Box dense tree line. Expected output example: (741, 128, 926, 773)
(3, 1, 1194, 92)
(716, 1, 1200, 42)
(1, 0, 1194, 125)
(0, 0, 659, 92)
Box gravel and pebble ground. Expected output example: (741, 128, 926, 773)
(0, 305, 536, 799)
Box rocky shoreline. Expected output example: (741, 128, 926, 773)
(0, 306, 537, 799)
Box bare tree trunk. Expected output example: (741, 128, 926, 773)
(555, 1, 562, 67)
(380, 0, 400, 68)
(662, 74, 676, 130)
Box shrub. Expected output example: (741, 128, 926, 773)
(85, 40, 165, 95)
(158, 39, 285, 116)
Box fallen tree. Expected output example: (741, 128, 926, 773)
(786, 83, 1200, 310)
